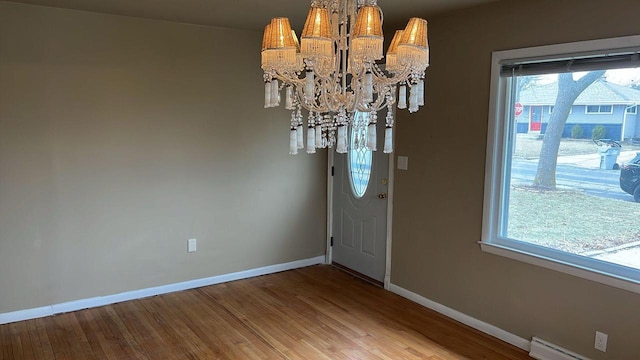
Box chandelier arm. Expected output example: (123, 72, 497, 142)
(353, 83, 363, 113)
(271, 72, 305, 87)
(294, 82, 316, 113)
(354, 86, 385, 113)
(371, 65, 413, 87)
(371, 88, 387, 110)
(309, 77, 338, 114)
(370, 65, 386, 78)
(320, 82, 339, 113)
(347, 60, 367, 113)
(313, 58, 335, 79)
(355, 103, 372, 113)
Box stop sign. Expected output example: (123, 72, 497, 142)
(514, 102, 524, 116)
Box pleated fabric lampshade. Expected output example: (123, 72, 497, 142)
(385, 30, 404, 73)
(397, 18, 429, 71)
(261, 18, 298, 71)
(351, 5, 384, 61)
(301, 6, 333, 59)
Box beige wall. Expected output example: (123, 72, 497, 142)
(391, 0, 640, 358)
(0, 1, 326, 313)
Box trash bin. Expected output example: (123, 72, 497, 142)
(594, 139, 622, 170)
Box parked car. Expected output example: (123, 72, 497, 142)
(620, 152, 640, 202)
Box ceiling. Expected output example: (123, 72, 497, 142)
(6, 0, 497, 31)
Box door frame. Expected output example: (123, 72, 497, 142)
(529, 105, 543, 132)
(325, 132, 396, 290)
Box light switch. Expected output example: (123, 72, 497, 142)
(188, 238, 197, 253)
(397, 156, 409, 170)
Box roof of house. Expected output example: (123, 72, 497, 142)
(519, 79, 640, 105)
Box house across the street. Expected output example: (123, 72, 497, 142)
(517, 79, 640, 141)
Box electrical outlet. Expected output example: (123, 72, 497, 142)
(595, 331, 608, 352)
(188, 238, 197, 253)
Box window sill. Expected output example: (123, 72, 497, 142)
(479, 241, 640, 295)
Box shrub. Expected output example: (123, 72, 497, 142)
(571, 124, 584, 139)
(591, 125, 607, 140)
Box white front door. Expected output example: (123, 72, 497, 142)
(332, 112, 390, 282)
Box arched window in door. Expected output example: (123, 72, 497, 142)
(348, 112, 373, 198)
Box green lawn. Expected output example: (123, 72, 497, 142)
(507, 186, 640, 254)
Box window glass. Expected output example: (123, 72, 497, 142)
(586, 105, 600, 113)
(484, 37, 640, 290)
(508, 72, 640, 269)
(348, 112, 372, 198)
(586, 105, 613, 114)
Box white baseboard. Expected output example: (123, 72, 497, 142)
(0, 255, 325, 325)
(388, 283, 531, 352)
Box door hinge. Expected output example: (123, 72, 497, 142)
(330, 236, 334, 246)
(331, 166, 334, 176)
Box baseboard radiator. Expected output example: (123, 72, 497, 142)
(529, 337, 590, 360)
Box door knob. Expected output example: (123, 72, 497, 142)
(378, 192, 387, 199)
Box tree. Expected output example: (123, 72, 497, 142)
(532, 71, 605, 189)
(516, 76, 538, 103)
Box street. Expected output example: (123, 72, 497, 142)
(510, 159, 634, 202)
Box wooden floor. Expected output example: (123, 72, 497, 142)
(1, 265, 532, 359)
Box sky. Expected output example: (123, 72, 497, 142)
(604, 67, 640, 86)
(540, 67, 640, 86)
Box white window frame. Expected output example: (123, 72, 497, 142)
(626, 105, 638, 114)
(585, 104, 614, 114)
(482, 35, 640, 294)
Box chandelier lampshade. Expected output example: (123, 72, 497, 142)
(261, 0, 429, 155)
(261, 18, 299, 72)
(260, 24, 272, 69)
(291, 30, 305, 71)
(352, 5, 384, 61)
(397, 17, 429, 71)
(385, 30, 404, 74)
(261, 24, 271, 51)
(397, 17, 428, 112)
(399, 17, 428, 48)
(301, 6, 333, 59)
(269, 17, 297, 49)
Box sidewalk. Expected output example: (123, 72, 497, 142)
(594, 244, 640, 270)
(556, 150, 639, 168)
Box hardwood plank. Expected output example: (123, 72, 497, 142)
(31, 318, 55, 360)
(12, 322, 36, 360)
(63, 304, 143, 360)
(110, 300, 179, 360)
(0, 265, 532, 359)
(153, 290, 283, 359)
(44, 312, 95, 360)
(1, 321, 13, 360)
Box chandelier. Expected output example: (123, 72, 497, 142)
(261, 0, 429, 154)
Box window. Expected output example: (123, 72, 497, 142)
(348, 112, 372, 198)
(627, 105, 638, 114)
(586, 105, 613, 114)
(483, 35, 640, 294)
